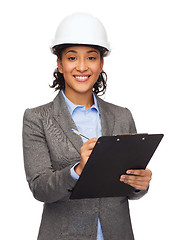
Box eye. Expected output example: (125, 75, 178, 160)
(68, 57, 76, 61)
(88, 56, 96, 60)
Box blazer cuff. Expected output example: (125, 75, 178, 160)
(128, 186, 149, 200)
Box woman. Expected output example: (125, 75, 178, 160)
(23, 13, 152, 240)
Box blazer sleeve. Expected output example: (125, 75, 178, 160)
(23, 109, 77, 203)
(125, 108, 149, 200)
(126, 108, 137, 134)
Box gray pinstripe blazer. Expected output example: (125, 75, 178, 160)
(23, 92, 148, 240)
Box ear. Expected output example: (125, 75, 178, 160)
(57, 58, 63, 74)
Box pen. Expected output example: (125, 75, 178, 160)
(71, 129, 90, 140)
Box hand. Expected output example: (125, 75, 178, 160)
(120, 168, 152, 190)
(75, 138, 98, 176)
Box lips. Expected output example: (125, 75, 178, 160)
(74, 75, 90, 82)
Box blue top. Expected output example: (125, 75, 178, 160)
(61, 90, 104, 240)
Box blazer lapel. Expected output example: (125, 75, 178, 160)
(52, 92, 115, 154)
(96, 96, 115, 136)
(53, 92, 83, 154)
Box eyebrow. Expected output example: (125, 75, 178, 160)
(87, 50, 99, 54)
(65, 50, 99, 55)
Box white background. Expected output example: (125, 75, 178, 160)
(0, 0, 183, 239)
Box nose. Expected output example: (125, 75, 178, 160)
(76, 58, 88, 72)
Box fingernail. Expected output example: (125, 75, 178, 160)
(120, 176, 125, 181)
(127, 170, 131, 174)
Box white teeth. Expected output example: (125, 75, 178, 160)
(75, 76, 89, 80)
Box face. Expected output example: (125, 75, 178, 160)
(57, 46, 104, 98)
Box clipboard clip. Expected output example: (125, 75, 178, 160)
(115, 133, 148, 142)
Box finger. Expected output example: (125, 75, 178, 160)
(120, 175, 149, 182)
(122, 180, 149, 190)
(84, 138, 98, 147)
(128, 183, 148, 191)
(145, 168, 152, 176)
(120, 175, 149, 190)
(85, 151, 92, 161)
(82, 139, 97, 150)
(120, 173, 151, 189)
(88, 142, 97, 150)
(126, 169, 152, 177)
(87, 138, 98, 143)
(83, 138, 97, 147)
(122, 177, 151, 186)
(126, 169, 146, 176)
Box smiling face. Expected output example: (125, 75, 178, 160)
(57, 45, 104, 101)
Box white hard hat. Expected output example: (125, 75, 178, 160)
(51, 12, 111, 56)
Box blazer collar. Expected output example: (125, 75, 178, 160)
(53, 91, 115, 153)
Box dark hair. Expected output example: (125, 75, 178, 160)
(50, 44, 108, 95)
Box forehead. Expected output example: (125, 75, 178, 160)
(62, 45, 100, 55)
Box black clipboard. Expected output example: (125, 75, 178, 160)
(70, 134, 164, 199)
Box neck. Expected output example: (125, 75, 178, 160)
(64, 89, 94, 110)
